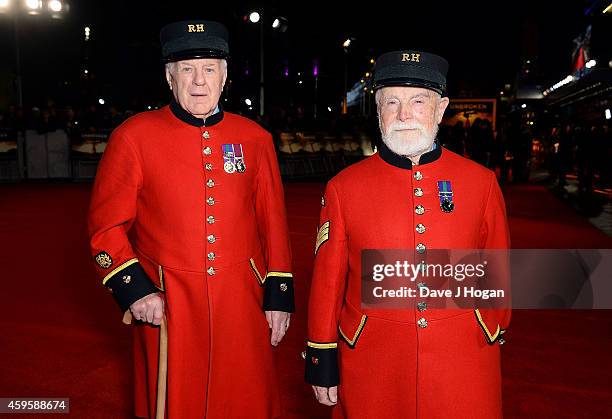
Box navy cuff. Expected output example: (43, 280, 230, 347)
(304, 343, 339, 387)
(104, 262, 159, 312)
(263, 276, 295, 312)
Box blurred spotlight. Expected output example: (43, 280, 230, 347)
(585, 59, 597, 69)
(327, 106, 332, 112)
(365, 72, 370, 77)
(370, 58, 375, 64)
(298, 80, 303, 85)
(0, 0, 10, 9)
(342, 38, 352, 49)
(605, 109, 611, 120)
(521, 103, 527, 109)
(248, 11, 260, 23)
(25, 0, 41, 11)
(84, 26, 91, 41)
(83, 69, 88, 74)
(48, 0, 62, 12)
(244, 98, 252, 106)
(271, 16, 288, 32)
(98, 98, 105, 105)
(147, 106, 152, 110)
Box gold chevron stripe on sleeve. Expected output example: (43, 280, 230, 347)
(314, 221, 330, 255)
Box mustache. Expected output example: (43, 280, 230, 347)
(388, 121, 425, 132)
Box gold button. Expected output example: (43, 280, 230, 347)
(414, 187, 423, 197)
(203, 146, 212, 156)
(280, 283, 288, 292)
(417, 317, 428, 328)
(415, 205, 425, 215)
(414, 171, 423, 181)
(207, 196, 215, 206)
(417, 301, 427, 312)
(207, 234, 216, 243)
(416, 243, 426, 253)
(416, 223, 426, 234)
(205, 163, 213, 171)
(203, 131, 210, 139)
(207, 267, 215, 276)
(206, 179, 215, 188)
(123, 275, 131, 284)
(207, 215, 215, 224)
(207, 252, 215, 261)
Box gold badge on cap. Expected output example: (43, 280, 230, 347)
(187, 24, 205, 33)
(95, 251, 113, 269)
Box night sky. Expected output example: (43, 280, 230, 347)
(0, 0, 594, 110)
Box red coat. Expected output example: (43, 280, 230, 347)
(305, 142, 510, 418)
(88, 101, 294, 418)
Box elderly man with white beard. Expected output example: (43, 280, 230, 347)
(305, 50, 511, 418)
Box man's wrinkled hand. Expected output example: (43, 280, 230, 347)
(130, 293, 164, 325)
(312, 385, 338, 406)
(265, 310, 290, 346)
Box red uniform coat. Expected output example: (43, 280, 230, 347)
(305, 142, 510, 419)
(88, 101, 294, 419)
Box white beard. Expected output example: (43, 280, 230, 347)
(380, 120, 438, 158)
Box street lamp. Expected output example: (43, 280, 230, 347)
(247, 11, 288, 117)
(1, 0, 68, 106)
(342, 37, 355, 114)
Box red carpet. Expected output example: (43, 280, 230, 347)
(0, 182, 611, 418)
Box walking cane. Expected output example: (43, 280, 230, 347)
(156, 316, 168, 419)
(121, 311, 168, 419)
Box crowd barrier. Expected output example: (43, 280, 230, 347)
(0, 130, 375, 182)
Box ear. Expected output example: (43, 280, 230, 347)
(436, 97, 450, 124)
(221, 62, 228, 90)
(165, 67, 173, 90)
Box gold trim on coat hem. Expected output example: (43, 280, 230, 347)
(474, 309, 501, 343)
(339, 315, 368, 348)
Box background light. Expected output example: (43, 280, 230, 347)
(606, 109, 611, 120)
(48, 0, 62, 12)
(98, 98, 105, 105)
(244, 98, 252, 106)
(585, 59, 597, 69)
(25, 0, 40, 10)
(342, 38, 352, 48)
(0, 0, 10, 8)
(248, 12, 260, 23)
(521, 103, 527, 109)
(272, 18, 280, 28)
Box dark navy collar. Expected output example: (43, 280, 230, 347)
(379, 139, 442, 169)
(169, 98, 224, 127)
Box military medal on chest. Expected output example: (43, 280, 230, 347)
(437, 180, 455, 213)
(222, 143, 246, 174)
(233, 143, 247, 173)
(222, 144, 237, 173)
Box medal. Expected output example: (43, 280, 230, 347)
(222, 144, 246, 174)
(437, 180, 455, 213)
(222, 144, 236, 174)
(233, 143, 247, 173)
(224, 161, 236, 173)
